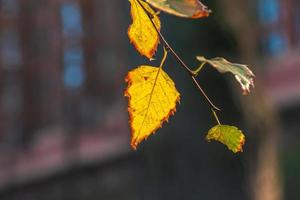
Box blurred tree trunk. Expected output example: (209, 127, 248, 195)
(218, 1, 283, 200)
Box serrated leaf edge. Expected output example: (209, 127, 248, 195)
(128, 0, 161, 59)
(124, 67, 180, 149)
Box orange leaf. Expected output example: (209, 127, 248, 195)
(128, 0, 161, 59)
(146, 0, 211, 18)
(125, 65, 180, 149)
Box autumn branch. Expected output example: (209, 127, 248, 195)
(137, 0, 221, 112)
(126, 0, 249, 152)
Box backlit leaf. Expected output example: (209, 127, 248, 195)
(125, 65, 180, 149)
(206, 125, 245, 153)
(197, 56, 255, 94)
(146, 0, 211, 18)
(128, 0, 161, 59)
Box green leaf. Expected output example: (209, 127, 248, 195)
(197, 56, 255, 94)
(145, 0, 211, 18)
(206, 125, 245, 153)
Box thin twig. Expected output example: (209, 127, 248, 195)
(191, 76, 220, 111)
(159, 47, 168, 69)
(136, 0, 221, 112)
(212, 109, 221, 125)
(193, 62, 206, 76)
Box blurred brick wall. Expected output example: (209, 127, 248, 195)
(0, 0, 130, 194)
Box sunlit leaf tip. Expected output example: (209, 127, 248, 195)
(196, 56, 255, 95)
(146, 0, 211, 19)
(206, 125, 245, 153)
(125, 65, 180, 149)
(128, 0, 161, 59)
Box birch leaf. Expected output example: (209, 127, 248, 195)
(128, 0, 161, 59)
(197, 56, 255, 94)
(125, 65, 180, 149)
(146, 0, 211, 18)
(206, 125, 245, 153)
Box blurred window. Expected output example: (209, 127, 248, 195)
(1, 0, 19, 18)
(61, 2, 83, 38)
(0, 29, 22, 69)
(258, 0, 287, 56)
(63, 47, 85, 89)
(259, 0, 279, 24)
(0, 0, 21, 69)
(60, 2, 85, 90)
(266, 31, 288, 55)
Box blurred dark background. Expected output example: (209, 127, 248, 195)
(0, 0, 299, 199)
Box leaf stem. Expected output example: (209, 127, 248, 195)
(159, 47, 168, 69)
(212, 109, 221, 125)
(193, 62, 206, 77)
(137, 0, 221, 112)
(191, 76, 220, 111)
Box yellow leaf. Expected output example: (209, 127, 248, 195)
(206, 125, 245, 153)
(128, 0, 161, 59)
(125, 65, 180, 149)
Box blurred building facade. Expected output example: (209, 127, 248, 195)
(0, 0, 133, 199)
(259, 0, 300, 199)
(0, 0, 299, 200)
(260, 0, 300, 105)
